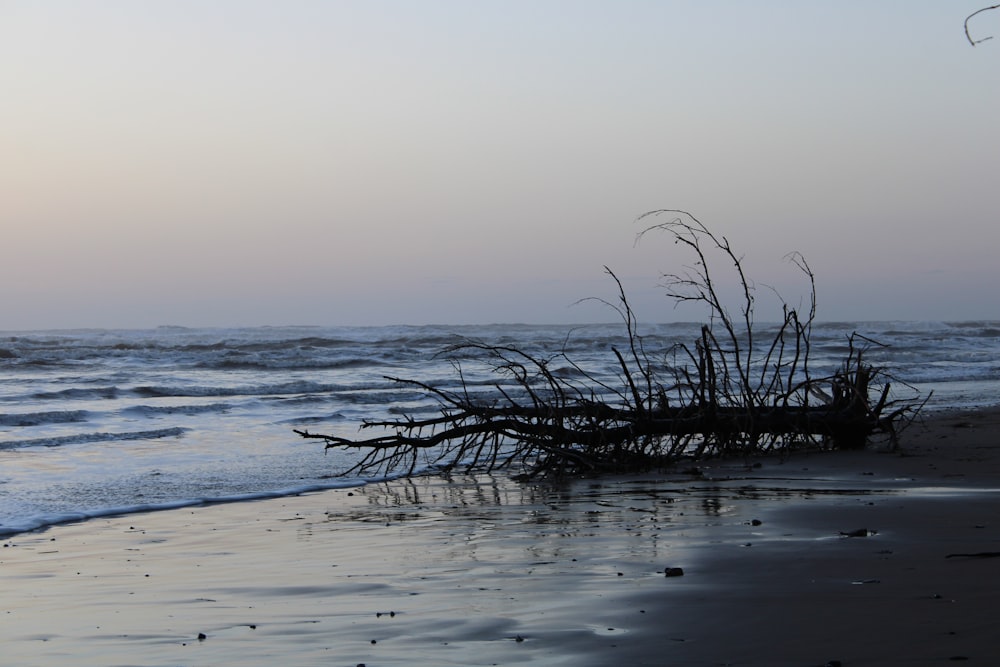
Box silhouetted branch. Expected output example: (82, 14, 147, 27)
(966, 4, 1000, 46)
(298, 213, 926, 478)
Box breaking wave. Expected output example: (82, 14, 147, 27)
(0, 427, 188, 450)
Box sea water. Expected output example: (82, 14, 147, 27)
(1, 321, 998, 538)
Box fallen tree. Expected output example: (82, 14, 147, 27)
(297, 212, 925, 478)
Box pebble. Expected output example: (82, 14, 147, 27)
(840, 528, 875, 538)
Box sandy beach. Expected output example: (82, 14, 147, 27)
(3, 408, 1000, 666)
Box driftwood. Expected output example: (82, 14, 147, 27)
(298, 212, 925, 478)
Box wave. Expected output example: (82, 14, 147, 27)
(0, 427, 188, 450)
(32, 386, 120, 401)
(131, 380, 347, 398)
(0, 325, 624, 371)
(122, 403, 232, 417)
(198, 357, 386, 371)
(0, 410, 89, 427)
(4, 322, 996, 377)
(0, 477, 369, 539)
(25, 382, 353, 402)
(894, 365, 1000, 385)
(275, 413, 347, 425)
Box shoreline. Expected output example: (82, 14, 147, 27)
(3, 408, 1000, 665)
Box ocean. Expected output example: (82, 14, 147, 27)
(1, 321, 998, 538)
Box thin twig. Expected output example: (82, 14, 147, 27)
(966, 4, 1000, 46)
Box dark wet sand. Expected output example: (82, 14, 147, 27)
(3, 408, 1000, 666)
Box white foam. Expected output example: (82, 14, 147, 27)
(0, 479, 369, 539)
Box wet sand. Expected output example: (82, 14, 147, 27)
(3, 408, 1000, 666)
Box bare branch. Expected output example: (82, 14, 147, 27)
(966, 4, 1000, 46)
(298, 213, 926, 478)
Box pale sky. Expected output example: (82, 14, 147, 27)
(2, 2, 998, 329)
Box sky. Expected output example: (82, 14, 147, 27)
(2, 1, 998, 329)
